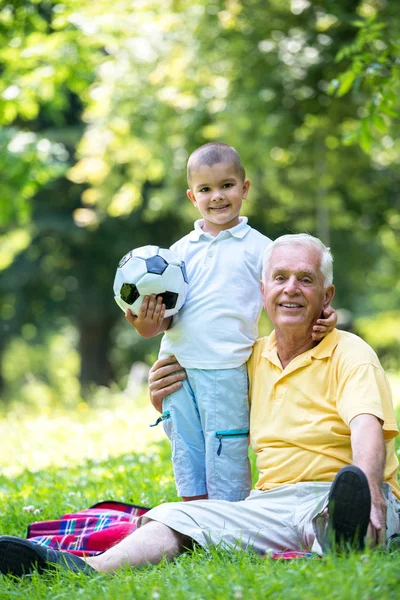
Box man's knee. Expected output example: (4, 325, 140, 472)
(142, 520, 194, 558)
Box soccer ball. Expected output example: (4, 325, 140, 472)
(113, 245, 189, 318)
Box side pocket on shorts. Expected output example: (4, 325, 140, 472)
(215, 429, 249, 456)
(162, 411, 179, 461)
(150, 410, 175, 455)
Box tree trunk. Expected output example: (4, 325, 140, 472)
(77, 311, 117, 391)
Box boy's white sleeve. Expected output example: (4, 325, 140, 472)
(169, 237, 187, 261)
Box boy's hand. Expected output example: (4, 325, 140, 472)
(312, 306, 337, 341)
(125, 294, 171, 338)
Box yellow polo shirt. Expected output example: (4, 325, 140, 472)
(248, 328, 400, 498)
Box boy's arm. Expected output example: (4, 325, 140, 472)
(125, 294, 172, 338)
(312, 305, 337, 341)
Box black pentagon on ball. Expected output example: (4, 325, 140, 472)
(120, 283, 140, 305)
(156, 291, 179, 309)
(145, 255, 168, 274)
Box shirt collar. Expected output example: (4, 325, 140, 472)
(188, 216, 250, 241)
(261, 328, 341, 367)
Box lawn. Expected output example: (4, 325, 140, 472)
(0, 383, 400, 599)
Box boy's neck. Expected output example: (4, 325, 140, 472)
(200, 217, 241, 237)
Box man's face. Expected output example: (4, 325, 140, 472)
(186, 162, 250, 236)
(261, 244, 335, 331)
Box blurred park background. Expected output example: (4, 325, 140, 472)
(1, 0, 399, 421)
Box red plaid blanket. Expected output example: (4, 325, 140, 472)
(27, 501, 149, 557)
(27, 500, 315, 560)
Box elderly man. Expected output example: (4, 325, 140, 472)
(0, 234, 399, 576)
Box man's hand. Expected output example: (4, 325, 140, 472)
(366, 487, 387, 548)
(148, 355, 186, 413)
(312, 306, 337, 341)
(126, 295, 172, 338)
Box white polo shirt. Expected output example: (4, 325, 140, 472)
(159, 218, 272, 369)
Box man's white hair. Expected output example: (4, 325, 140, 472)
(262, 233, 333, 286)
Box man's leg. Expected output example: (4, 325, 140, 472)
(324, 466, 371, 551)
(141, 487, 302, 554)
(0, 522, 189, 576)
(86, 521, 190, 573)
(309, 469, 400, 554)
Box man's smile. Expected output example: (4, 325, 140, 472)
(279, 302, 303, 309)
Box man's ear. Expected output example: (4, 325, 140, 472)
(187, 189, 197, 207)
(323, 285, 335, 309)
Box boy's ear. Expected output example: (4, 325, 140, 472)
(242, 179, 250, 199)
(187, 189, 197, 206)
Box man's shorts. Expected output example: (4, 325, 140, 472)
(160, 365, 252, 501)
(139, 483, 400, 555)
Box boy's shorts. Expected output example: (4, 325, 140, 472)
(161, 365, 252, 501)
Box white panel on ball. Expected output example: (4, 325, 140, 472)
(121, 257, 148, 283)
(161, 264, 186, 292)
(113, 269, 126, 298)
(133, 245, 160, 259)
(131, 295, 144, 316)
(136, 272, 166, 295)
(158, 248, 181, 266)
(114, 295, 129, 312)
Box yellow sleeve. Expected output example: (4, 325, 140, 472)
(337, 363, 398, 440)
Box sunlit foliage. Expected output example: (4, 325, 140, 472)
(1, 0, 399, 401)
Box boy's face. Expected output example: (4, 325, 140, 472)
(187, 162, 250, 236)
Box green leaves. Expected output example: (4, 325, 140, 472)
(329, 12, 400, 152)
(1, 0, 400, 394)
(335, 71, 356, 97)
(0, 127, 68, 229)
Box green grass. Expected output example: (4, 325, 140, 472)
(0, 388, 400, 598)
(1, 548, 400, 600)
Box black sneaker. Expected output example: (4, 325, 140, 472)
(0, 536, 95, 577)
(324, 465, 371, 553)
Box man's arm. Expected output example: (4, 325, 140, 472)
(148, 355, 187, 413)
(126, 294, 172, 338)
(350, 413, 387, 547)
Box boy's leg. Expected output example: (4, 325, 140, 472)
(197, 366, 252, 501)
(162, 372, 208, 500)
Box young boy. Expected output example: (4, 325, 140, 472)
(127, 142, 336, 502)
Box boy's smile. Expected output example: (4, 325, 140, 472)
(187, 162, 250, 236)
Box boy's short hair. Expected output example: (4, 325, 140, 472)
(187, 142, 246, 185)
